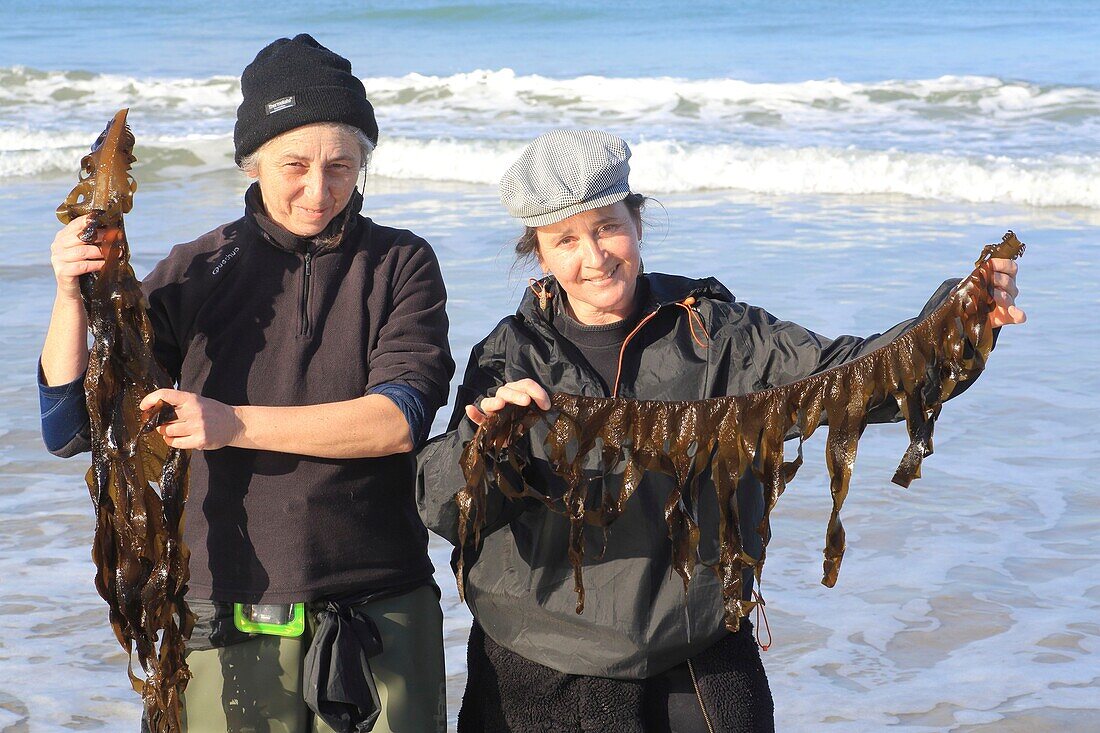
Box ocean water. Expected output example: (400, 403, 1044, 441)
(0, 2, 1097, 731)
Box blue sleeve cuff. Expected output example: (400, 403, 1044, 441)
(367, 383, 429, 449)
(38, 363, 91, 454)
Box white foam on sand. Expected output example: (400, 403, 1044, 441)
(0, 476, 143, 731)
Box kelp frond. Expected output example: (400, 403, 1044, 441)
(457, 233, 1024, 631)
(57, 109, 192, 733)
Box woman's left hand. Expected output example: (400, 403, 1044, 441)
(988, 257, 1026, 327)
(465, 378, 551, 426)
(139, 388, 243, 450)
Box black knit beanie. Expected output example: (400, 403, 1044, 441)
(234, 33, 378, 164)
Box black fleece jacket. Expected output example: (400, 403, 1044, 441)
(86, 184, 453, 603)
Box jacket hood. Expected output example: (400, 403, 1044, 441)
(517, 271, 736, 330)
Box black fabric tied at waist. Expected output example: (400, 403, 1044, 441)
(304, 600, 384, 733)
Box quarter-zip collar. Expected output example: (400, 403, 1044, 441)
(242, 182, 365, 337)
(243, 181, 364, 255)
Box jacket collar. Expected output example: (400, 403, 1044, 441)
(243, 181, 364, 254)
(518, 272, 735, 329)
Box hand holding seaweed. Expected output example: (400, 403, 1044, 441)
(56, 109, 193, 733)
(457, 233, 1025, 632)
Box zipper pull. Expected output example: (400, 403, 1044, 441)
(304, 252, 312, 276)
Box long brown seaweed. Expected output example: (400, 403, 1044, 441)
(457, 233, 1024, 631)
(56, 109, 193, 732)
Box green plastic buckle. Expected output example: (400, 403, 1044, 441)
(233, 602, 306, 637)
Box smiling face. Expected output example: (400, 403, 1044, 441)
(535, 201, 643, 325)
(248, 123, 362, 237)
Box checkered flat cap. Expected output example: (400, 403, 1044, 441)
(499, 129, 631, 227)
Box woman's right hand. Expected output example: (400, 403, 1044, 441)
(465, 378, 551, 426)
(50, 214, 105, 298)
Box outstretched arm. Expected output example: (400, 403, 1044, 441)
(749, 255, 1025, 393)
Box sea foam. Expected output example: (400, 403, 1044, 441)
(4, 66, 1098, 207)
(6, 66, 1095, 130)
(370, 137, 1100, 208)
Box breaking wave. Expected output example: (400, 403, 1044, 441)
(4, 66, 1097, 207)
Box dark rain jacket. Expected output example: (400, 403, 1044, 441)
(419, 271, 968, 680)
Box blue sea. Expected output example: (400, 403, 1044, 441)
(1, 2, 1097, 730)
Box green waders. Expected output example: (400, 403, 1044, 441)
(176, 585, 446, 733)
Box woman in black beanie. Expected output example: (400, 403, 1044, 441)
(41, 34, 452, 733)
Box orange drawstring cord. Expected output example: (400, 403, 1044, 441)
(611, 309, 661, 397)
(675, 296, 709, 350)
(529, 277, 552, 310)
(753, 587, 772, 651)
(611, 296, 709, 397)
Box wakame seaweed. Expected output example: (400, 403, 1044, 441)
(56, 109, 193, 733)
(457, 233, 1025, 631)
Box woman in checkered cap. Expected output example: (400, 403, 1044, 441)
(417, 129, 1025, 731)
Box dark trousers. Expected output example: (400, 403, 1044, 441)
(459, 620, 774, 732)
